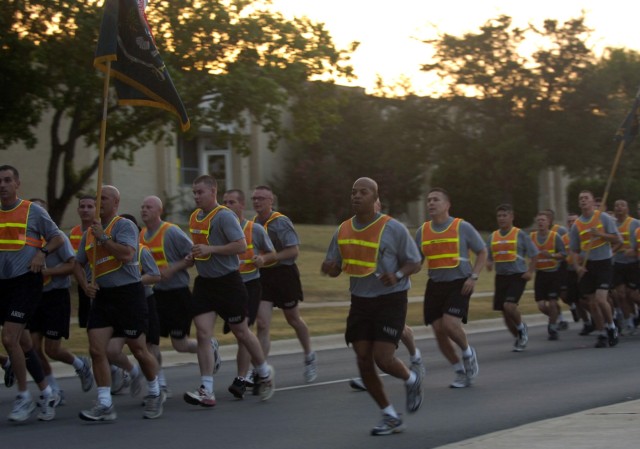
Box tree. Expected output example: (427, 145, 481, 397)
(2, 0, 352, 222)
(419, 15, 606, 227)
(276, 86, 440, 223)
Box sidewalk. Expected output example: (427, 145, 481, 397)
(49, 312, 639, 448)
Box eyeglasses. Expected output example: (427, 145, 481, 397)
(251, 196, 269, 202)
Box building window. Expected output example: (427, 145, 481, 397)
(200, 136, 232, 192)
(178, 135, 232, 189)
(178, 136, 199, 186)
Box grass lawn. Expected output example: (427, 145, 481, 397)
(62, 224, 541, 355)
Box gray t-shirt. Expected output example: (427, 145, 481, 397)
(240, 219, 275, 283)
(415, 217, 486, 282)
(613, 217, 639, 264)
(193, 207, 245, 278)
(569, 211, 620, 261)
(76, 217, 141, 288)
(43, 233, 75, 292)
(325, 214, 421, 298)
(140, 245, 160, 298)
(144, 223, 193, 291)
(255, 212, 299, 266)
(0, 199, 61, 279)
(487, 228, 539, 275)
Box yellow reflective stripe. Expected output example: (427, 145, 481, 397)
(424, 238, 458, 244)
(190, 229, 209, 235)
(337, 239, 380, 249)
(0, 222, 27, 228)
(342, 258, 377, 268)
(427, 253, 459, 260)
(0, 239, 25, 244)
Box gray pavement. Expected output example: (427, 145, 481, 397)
(48, 310, 640, 448)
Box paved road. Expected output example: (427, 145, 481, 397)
(1, 316, 639, 449)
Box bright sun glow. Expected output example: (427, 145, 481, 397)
(271, 0, 640, 96)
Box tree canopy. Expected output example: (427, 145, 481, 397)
(1, 0, 353, 222)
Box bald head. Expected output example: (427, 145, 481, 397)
(102, 185, 120, 200)
(99, 185, 120, 220)
(353, 177, 379, 199)
(141, 195, 164, 228)
(351, 177, 379, 217)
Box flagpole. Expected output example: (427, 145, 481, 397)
(92, 60, 112, 287)
(581, 87, 640, 269)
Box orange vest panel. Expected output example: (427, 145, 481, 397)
(575, 211, 606, 251)
(421, 218, 462, 269)
(85, 216, 123, 278)
(337, 215, 392, 277)
(490, 227, 520, 263)
(531, 230, 559, 270)
(0, 200, 43, 251)
(189, 206, 225, 261)
(140, 222, 173, 268)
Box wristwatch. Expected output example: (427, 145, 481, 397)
(97, 234, 111, 244)
(395, 270, 405, 280)
(470, 273, 479, 281)
(39, 246, 49, 255)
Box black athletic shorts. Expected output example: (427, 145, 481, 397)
(493, 273, 527, 311)
(345, 291, 407, 346)
(534, 270, 561, 301)
(563, 270, 580, 304)
(29, 288, 71, 340)
(259, 264, 304, 309)
(579, 259, 613, 296)
(612, 262, 639, 289)
(0, 271, 43, 325)
(154, 287, 192, 339)
(77, 284, 91, 328)
(144, 294, 160, 346)
(88, 282, 148, 340)
(190, 271, 248, 326)
(423, 278, 470, 325)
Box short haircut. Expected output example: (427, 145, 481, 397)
(77, 194, 96, 202)
(428, 187, 450, 202)
(578, 190, 594, 198)
(0, 165, 19, 180)
(225, 189, 245, 203)
(537, 210, 553, 220)
(496, 203, 513, 213)
(254, 185, 272, 192)
(193, 175, 217, 189)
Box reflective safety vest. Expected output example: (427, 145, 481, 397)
(531, 230, 559, 270)
(575, 211, 606, 251)
(337, 214, 392, 277)
(490, 227, 520, 263)
(140, 222, 173, 268)
(239, 220, 257, 274)
(85, 216, 123, 278)
(189, 206, 225, 261)
(257, 211, 284, 268)
(0, 200, 43, 251)
(421, 218, 463, 269)
(69, 225, 84, 253)
(561, 233, 573, 265)
(617, 216, 633, 252)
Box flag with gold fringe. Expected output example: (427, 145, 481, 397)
(94, 0, 190, 131)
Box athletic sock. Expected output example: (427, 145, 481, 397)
(382, 405, 398, 419)
(201, 376, 214, 393)
(462, 346, 473, 358)
(405, 370, 417, 385)
(97, 386, 112, 407)
(147, 376, 160, 396)
(71, 356, 84, 370)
